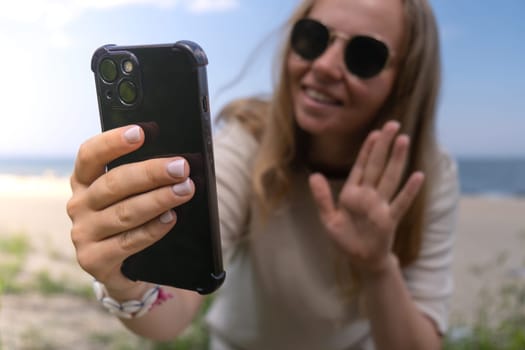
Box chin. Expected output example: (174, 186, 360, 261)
(294, 102, 343, 134)
(294, 113, 336, 138)
(294, 110, 321, 134)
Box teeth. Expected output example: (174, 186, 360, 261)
(305, 88, 335, 103)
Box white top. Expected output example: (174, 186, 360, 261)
(206, 120, 459, 350)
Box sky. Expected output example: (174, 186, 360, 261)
(0, 0, 523, 158)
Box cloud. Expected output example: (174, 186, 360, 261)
(0, 0, 240, 47)
(185, 0, 239, 14)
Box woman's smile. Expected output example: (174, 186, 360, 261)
(303, 86, 343, 106)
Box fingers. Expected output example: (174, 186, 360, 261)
(390, 171, 425, 220)
(71, 125, 144, 191)
(75, 210, 177, 281)
(376, 135, 410, 199)
(78, 179, 194, 242)
(348, 131, 380, 186)
(309, 173, 336, 223)
(361, 121, 400, 187)
(87, 157, 190, 210)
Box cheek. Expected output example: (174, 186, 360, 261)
(350, 72, 396, 113)
(377, 70, 397, 100)
(287, 54, 308, 92)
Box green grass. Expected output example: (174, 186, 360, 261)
(86, 331, 152, 350)
(18, 327, 57, 350)
(445, 322, 525, 350)
(444, 247, 525, 349)
(0, 231, 215, 350)
(5, 228, 522, 349)
(0, 231, 94, 298)
(0, 234, 29, 256)
(444, 293, 525, 350)
(0, 233, 30, 293)
(31, 270, 93, 299)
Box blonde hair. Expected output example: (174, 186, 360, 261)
(218, 0, 441, 267)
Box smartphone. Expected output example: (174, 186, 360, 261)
(91, 41, 224, 294)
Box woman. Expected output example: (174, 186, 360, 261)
(67, 0, 458, 348)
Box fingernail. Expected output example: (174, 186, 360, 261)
(167, 159, 185, 178)
(172, 178, 192, 196)
(388, 121, 401, 130)
(124, 126, 141, 143)
(159, 210, 175, 224)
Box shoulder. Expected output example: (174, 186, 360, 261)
(427, 149, 460, 216)
(214, 118, 260, 154)
(215, 97, 270, 141)
(212, 119, 260, 257)
(213, 118, 260, 183)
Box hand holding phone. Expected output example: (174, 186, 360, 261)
(91, 41, 224, 294)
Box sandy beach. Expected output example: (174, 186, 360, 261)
(0, 174, 524, 348)
(0, 175, 147, 349)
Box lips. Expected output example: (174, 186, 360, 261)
(303, 86, 343, 106)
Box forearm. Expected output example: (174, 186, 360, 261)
(362, 254, 441, 350)
(110, 283, 203, 341)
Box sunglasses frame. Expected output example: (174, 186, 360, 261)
(290, 18, 396, 79)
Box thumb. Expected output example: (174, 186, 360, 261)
(308, 173, 336, 222)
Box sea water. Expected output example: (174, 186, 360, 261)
(1, 156, 524, 197)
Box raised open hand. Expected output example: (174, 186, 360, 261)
(309, 121, 425, 276)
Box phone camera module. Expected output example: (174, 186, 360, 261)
(99, 58, 118, 83)
(118, 79, 137, 104)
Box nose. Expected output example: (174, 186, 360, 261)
(311, 40, 346, 81)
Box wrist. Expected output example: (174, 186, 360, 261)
(93, 280, 173, 319)
(104, 280, 153, 302)
(360, 253, 399, 284)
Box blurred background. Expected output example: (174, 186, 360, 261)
(0, 0, 523, 160)
(0, 0, 524, 349)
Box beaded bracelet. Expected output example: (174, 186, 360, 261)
(92, 280, 173, 319)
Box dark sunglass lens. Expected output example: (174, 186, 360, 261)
(345, 36, 389, 78)
(291, 19, 329, 61)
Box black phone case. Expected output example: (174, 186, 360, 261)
(91, 41, 224, 294)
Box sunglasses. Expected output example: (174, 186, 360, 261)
(290, 18, 392, 79)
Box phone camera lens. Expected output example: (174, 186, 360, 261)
(118, 79, 137, 104)
(99, 58, 118, 83)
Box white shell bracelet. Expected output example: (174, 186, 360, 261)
(92, 280, 160, 319)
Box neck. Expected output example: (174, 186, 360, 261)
(306, 133, 364, 178)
